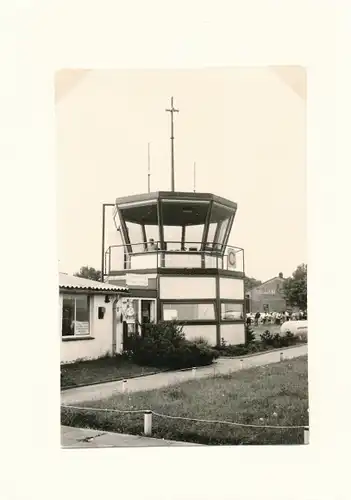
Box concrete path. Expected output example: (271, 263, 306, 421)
(61, 425, 199, 448)
(61, 345, 307, 405)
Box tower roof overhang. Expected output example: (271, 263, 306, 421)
(115, 191, 237, 210)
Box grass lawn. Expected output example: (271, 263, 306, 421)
(61, 356, 163, 389)
(61, 355, 309, 445)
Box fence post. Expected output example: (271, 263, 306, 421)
(304, 426, 309, 444)
(240, 359, 244, 370)
(192, 367, 197, 378)
(122, 379, 127, 393)
(280, 352, 284, 362)
(144, 411, 152, 436)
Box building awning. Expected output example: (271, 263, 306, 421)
(59, 273, 129, 293)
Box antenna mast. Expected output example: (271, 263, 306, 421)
(165, 97, 179, 191)
(147, 142, 151, 193)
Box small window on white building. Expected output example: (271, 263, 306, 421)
(62, 294, 90, 336)
(162, 302, 215, 321)
(221, 302, 243, 321)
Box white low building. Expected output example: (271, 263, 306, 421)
(59, 273, 129, 364)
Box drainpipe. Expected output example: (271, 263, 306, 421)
(112, 295, 119, 355)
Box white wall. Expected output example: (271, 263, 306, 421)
(61, 293, 118, 363)
(220, 277, 244, 300)
(130, 253, 158, 269)
(159, 276, 216, 299)
(164, 253, 202, 268)
(220, 323, 245, 345)
(204, 255, 222, 268)
(182, 324, 217, 345)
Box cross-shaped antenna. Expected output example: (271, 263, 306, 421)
(166, 97, 179, 191)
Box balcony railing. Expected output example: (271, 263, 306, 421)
(104, 241, 244, 274)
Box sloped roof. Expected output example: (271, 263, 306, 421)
(59, 273, 128, 293)
(249, 275, 286, 291)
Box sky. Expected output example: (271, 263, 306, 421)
(56, 67, 306, 282)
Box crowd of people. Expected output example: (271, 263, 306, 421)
(246, 310, 307, 326)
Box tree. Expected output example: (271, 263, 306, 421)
(282, 263, 307, 310)
(74, 266, 102, 282)
(244, 276, 262, 292)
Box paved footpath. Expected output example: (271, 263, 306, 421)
(61, 425, 199, 448)
(61, 345, 307, 405)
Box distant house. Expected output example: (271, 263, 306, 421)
(246, 273, 286, 313)
(59, 273, 129, 363)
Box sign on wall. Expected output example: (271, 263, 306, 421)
(126, 274, 149, 287)
(74, 321, 89, 335)
(227, 248, 236, 270)
(119, 298, 136, 322)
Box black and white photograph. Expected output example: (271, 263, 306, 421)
(58, 67, 308, 448)
(4, 1, 350, 499)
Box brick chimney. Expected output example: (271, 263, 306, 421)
(278, 272, 283, 278)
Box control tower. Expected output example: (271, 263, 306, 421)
(102, 190, 245, 347)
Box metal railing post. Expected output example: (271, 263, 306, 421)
(144, 411, 152, 436)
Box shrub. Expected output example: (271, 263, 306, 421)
(122, 321, 218, 370)
(192, 336, 211, 347)
(217, 343, 254, 357)
(227, 344, 250, 356)
(260, 330, 299, 348)
(260, 330, 275, 345)
(218, 329, 302, 358)
(281, 331, 298, 347)
(245, 325, 256, 345)
(272, 333, 283, 348)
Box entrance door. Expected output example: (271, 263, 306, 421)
(141, 300, 151, 336)
(140, 300, 156, 336)
(141, 300, 151, 322)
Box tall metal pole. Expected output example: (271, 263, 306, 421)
(148, 142, 151, 193)
(166, 97, 179, 191)
(101, 203, 116, 282)
(101, 204, 106, 282)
